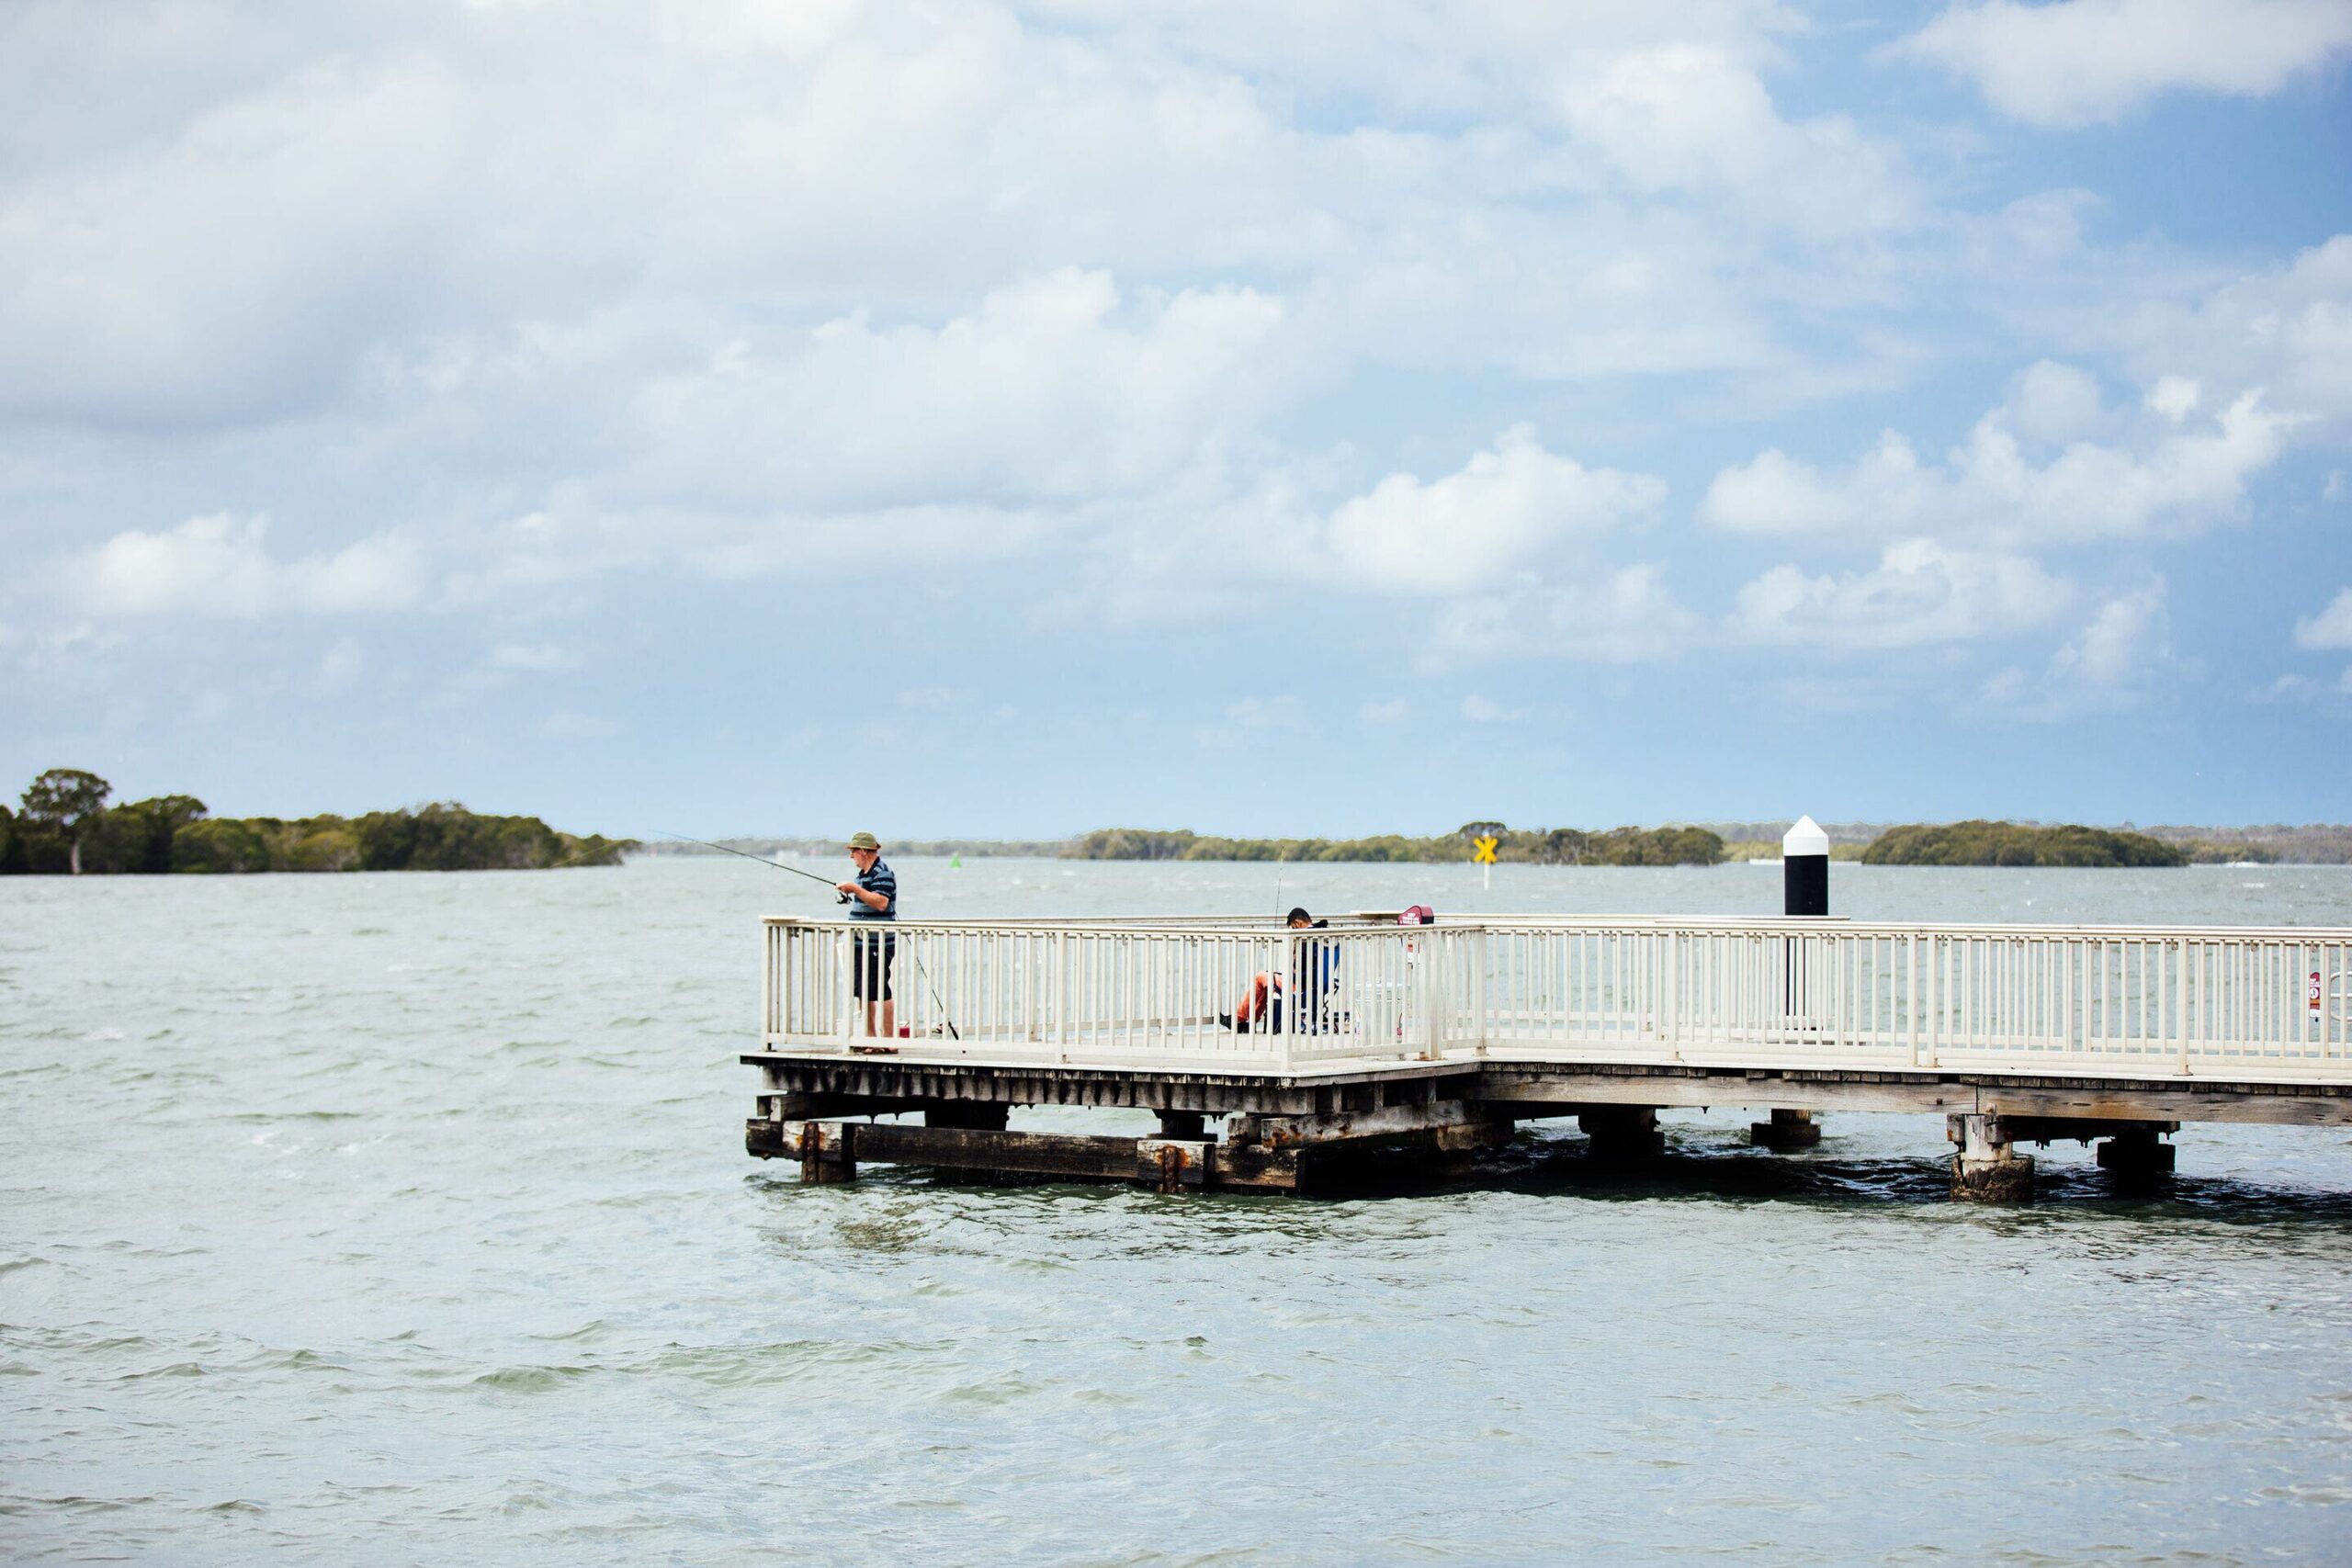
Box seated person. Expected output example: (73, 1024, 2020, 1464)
(1221, 908, 1336, 1032)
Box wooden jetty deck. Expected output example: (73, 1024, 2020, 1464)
(744, 912, 2352, 1201)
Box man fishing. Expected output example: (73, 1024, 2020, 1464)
(1221, 907, 1333, 1033)
(836, 831, 898, 1038)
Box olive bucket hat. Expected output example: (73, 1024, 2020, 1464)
(847, 831, 880, 851)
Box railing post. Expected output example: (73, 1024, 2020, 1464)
(837, 926, 854, 1050)
(761, 920, 775, 1044)
(1430, 925, 1442, 1058)
(1925, 936, 1941, 1067)
(1276, 932, 1295, 1074)
(1658, 931, 1677, 1047)
(1469, 924, 1488, 1056)
(1056, 931, 1070, 1057)
(1907, 934, 1920, 1067)
(2177, 937, 2191, 1076)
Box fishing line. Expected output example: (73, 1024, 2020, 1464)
(651, 829, 959, 1040)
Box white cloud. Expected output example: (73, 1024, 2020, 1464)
(1980, 581, 2177, 719)
(2295, 588, 2352, 650)
(2255, 671, 2321, 703)
(489, 641, 579, 672)
(1896, 0, 2352, 127)
(1702, 387, 2295, 546)
(2145, 375, 2200, 423)
(1361, 697, 1410, 724)
(1429, 565, 1698, 665)
(70, 513, 424, 617)
(539, 710, 616, 738)
(1220, 695, 1301, 733)
(2009, 360, 2104, 445)
(2103, 236, 2352, 435)
(1324, 426, 1666, 596)
(1063, 429, 1667, 626)
(1553, 44, 1911, 234)
(1731, 540, 2072, 649)
(317, 637, 365, 689)
(1460, 693, 1514, 722)
(684, 503, 1069, 583)
(626, 271, 1291, 516)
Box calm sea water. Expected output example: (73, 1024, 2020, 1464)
(5, 859, 2351, 1565)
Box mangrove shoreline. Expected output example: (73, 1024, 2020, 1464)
(1, 769, 635, 875)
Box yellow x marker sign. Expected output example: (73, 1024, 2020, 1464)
(1472, 835, 1499, 864)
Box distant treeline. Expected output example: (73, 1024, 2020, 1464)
(1065, 824, 1729, 866)
(2143, 824, 2348, 864)
(635, 836, 1069, 860)
(1061, 819, 2314, 868)
(1702, 821, 2302, 862)
(1863, 821, 2188, 868)
(0, 769, 634, 875)
(543, 818, 2352, 869)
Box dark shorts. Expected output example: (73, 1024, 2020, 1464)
(852, 930, 896, 1002)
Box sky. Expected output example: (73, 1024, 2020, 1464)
(2, 0, 2349, 840)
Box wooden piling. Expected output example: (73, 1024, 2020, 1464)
(1750, 1107, 1822, 1149)
(2095, 1123, 2177, 1179)
(1580, 1106, 1664, 1162)
(1948, 1113, 2032, 1202)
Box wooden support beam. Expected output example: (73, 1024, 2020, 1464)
(1979, 1086, 2352, 1127)
(1484, 1070, 1979, 1118)
(744, 1054, 1480, 1117)
(751, 1055, 2352, 1129)
(1996, 1115, 2178, 1145)
(779, 1120, 1303, 1191)
(746, 1117, 786, 1159)
(756, 1090, 921, 1122)
(1225, 1099, 1493, 1147)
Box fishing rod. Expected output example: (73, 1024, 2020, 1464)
(653, 829, 960, 1040)
(653, 829, 846, 896)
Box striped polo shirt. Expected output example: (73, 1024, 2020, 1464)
(849, 857, 897, 920)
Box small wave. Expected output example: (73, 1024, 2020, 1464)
(469, 1364, 588, 1392)
(939, 1372, 1043, 1405)
(0, 1495, 157, 1516)
(528, 1320, 612, 1344)
(226, 1110, 367, 1124)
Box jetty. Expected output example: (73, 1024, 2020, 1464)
(744, 903, 2352, 1201)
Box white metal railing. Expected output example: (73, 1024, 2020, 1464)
(760, 916, 2352, 1083)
